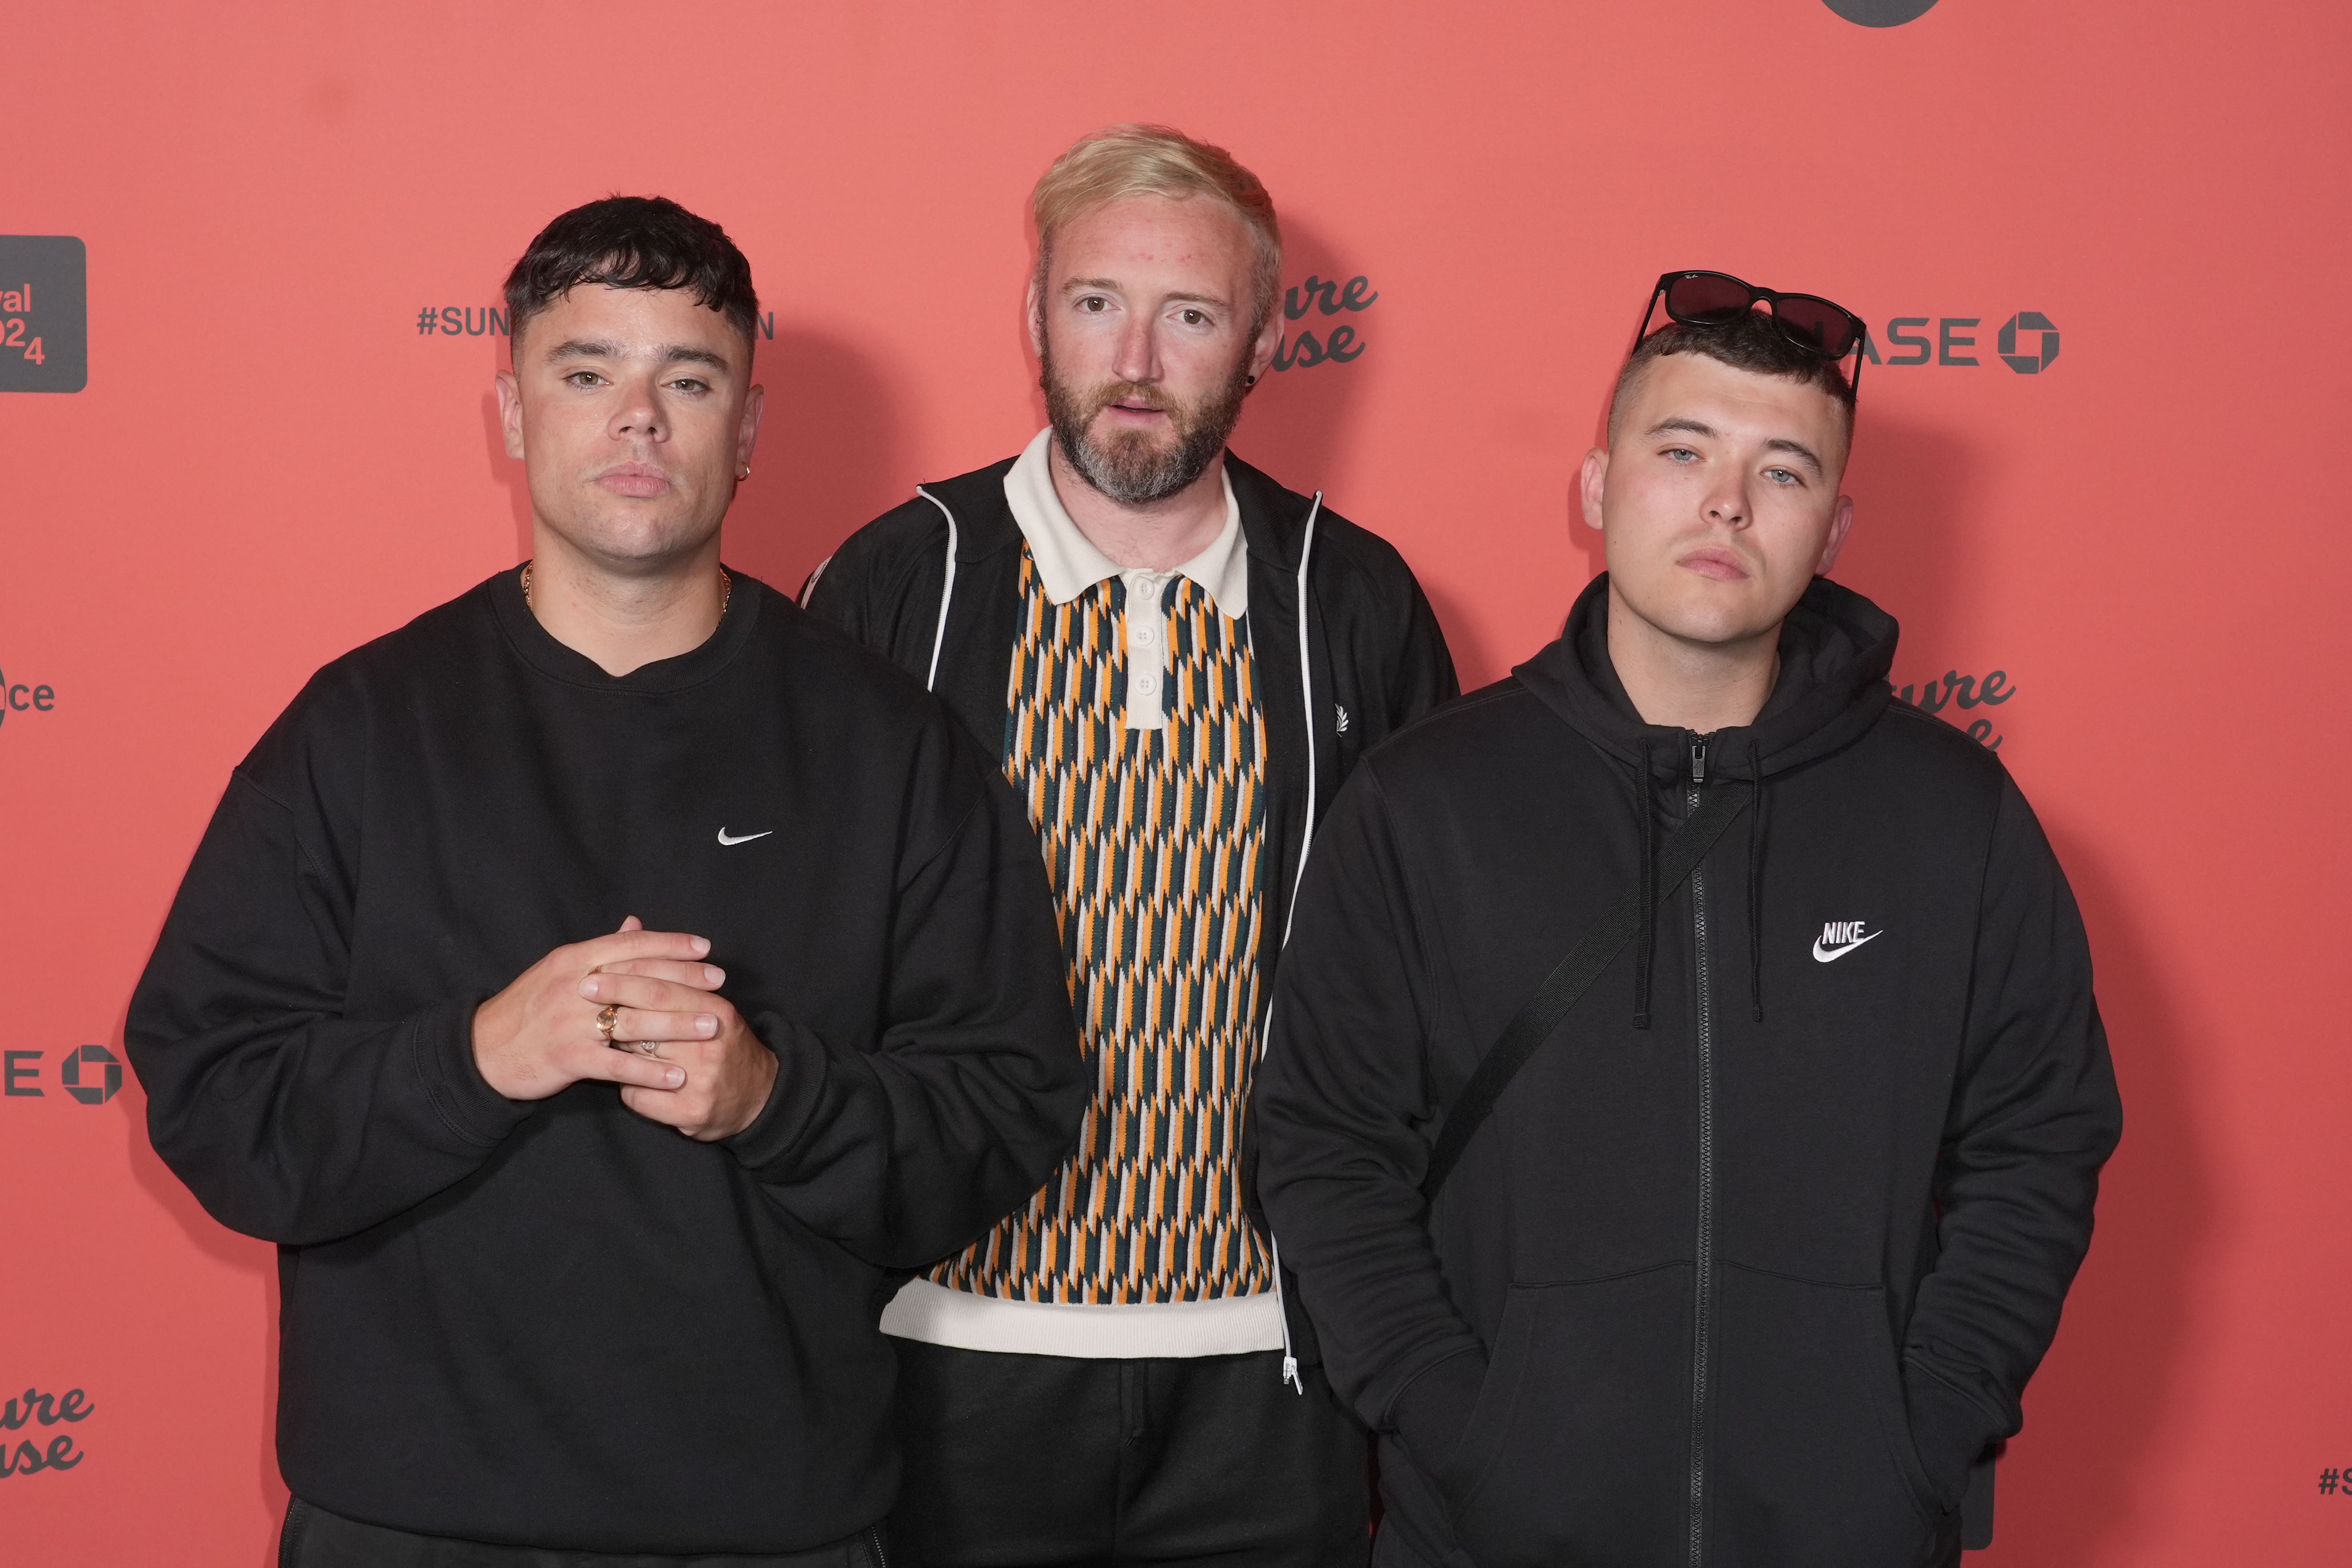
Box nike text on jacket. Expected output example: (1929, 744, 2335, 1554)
(800, 449, 1460, 1362)
(126, 573, 1087, 1554)
(1254, 575, 2122, 1567)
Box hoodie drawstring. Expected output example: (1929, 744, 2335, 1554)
(1632, 741, 1658, 1029)
(1747, 772, 1768, 1023)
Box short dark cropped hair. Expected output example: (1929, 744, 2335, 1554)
(504, 195, 759, 354)
(1608, 309, 1856, 446)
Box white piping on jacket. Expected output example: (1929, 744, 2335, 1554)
(799, 554, 833, 608)
(916, 487, 958, 691)
(1260, 491, 1322, 1393)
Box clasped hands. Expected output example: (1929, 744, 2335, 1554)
(471, 917, 779, 1140)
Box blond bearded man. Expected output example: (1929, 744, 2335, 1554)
(806, 127, 1457, 1564)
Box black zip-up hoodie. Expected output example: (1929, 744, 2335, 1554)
(126, 571, 1086, 1554)
(1255, 575, 2121, 1567)
(803, 449, 1458, 1362)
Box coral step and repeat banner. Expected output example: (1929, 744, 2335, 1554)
(4, 0, 2347, 1562)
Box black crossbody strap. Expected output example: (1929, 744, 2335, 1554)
(1421, 781, 1753, 1201)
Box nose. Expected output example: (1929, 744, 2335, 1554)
(609, 375, 667, 443)
(1111, 314, 1159, 387)
(1703, 474, 1750, 530)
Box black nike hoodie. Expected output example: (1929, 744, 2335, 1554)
(1254, 575, 2121, 1567)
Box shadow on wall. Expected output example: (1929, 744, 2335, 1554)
(1992, 827, 2208, 1562)
(1237, 216, 1371, 495)
(1826, 412, 1977, 656)
(478, 325, 903, 602)
(727, 326, 905, 597)
(111, 998, 287, 1568)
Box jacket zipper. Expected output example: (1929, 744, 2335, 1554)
(1685, 735, 1715, 1568)
(867, 1524, 889, 1568)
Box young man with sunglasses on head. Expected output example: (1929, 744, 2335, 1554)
(1254, 273, 2122, 1567)
(127, 196, 1086, 1567)
(804, 125, 1457, 1565)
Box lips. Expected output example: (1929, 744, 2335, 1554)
(1678, 547, 1750, 582)
(595, 462, 672, 498)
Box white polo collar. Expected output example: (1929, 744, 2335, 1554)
(1002, 429, 1249, 618)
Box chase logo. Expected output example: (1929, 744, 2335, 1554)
(1863, 314, 2063, 375)
(0, 237, 88, 393)
(1825, 0, 1939, 23)
(1997, 312, 2061, 375)
(61, 1045, 121, 1106)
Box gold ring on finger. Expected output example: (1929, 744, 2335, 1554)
(595, 1003, 621, 1045)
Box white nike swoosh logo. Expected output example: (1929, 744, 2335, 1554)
(1812, 931, 1883, 963)
(715, 828, 774, 846)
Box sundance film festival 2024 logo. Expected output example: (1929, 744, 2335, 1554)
(0, 662, 59, 732)
(0, 237, 88, 393)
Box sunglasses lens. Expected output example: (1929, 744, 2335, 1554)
(1664, 272, 1752, 325)
(1775, 296, 1861, 358)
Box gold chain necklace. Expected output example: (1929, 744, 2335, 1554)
(521, 562, 731, 617)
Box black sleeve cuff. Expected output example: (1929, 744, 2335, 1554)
(1389, 1347, 1488, 1477)
(720, 1011, 833, 1178)
(1904, 1357, 2006, 1511)
(411, 994, 535, 1149)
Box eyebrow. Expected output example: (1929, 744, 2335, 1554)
(1645, 417, 1717, 439)
(1762, 437, 1825, 477)
(1061, 278, 1234, 309)
(1644, 417, 1825, 479)
(542, 339, 733, 372)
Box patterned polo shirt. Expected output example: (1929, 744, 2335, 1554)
(879, 430, 1284, 1358)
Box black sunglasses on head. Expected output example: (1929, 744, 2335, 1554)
(1634, 270, 1867, 398)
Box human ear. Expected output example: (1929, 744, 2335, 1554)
(495, 368, 526, 461)
(1578, 448, 1610, 532)
(1025, 277, 1046, 361)
(1815, 493, 1857, 574)
(1247, 301, 1283, 387)
(735, 383, 766, 479)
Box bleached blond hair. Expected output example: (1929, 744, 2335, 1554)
(1031, 124, 1283, 333)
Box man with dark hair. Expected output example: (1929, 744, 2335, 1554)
(803, 127, 1455, 1565)
(127, 195, 1086, 1568)
(1255, 274, 2122, 1566)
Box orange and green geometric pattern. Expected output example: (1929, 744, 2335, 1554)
(925, 551, 1271, 1304)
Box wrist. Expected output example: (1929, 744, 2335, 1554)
(468, 993, 533, 1100)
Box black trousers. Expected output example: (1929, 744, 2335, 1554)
(280, 1500, 881, 1568)
(889, 1343, 1370, 1567)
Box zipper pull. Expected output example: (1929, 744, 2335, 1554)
(1690, 737, 1708, 785)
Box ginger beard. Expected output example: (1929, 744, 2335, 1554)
(1040, 335, 1253, 507)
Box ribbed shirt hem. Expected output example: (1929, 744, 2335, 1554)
(879, 1278, 1284, 1358)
